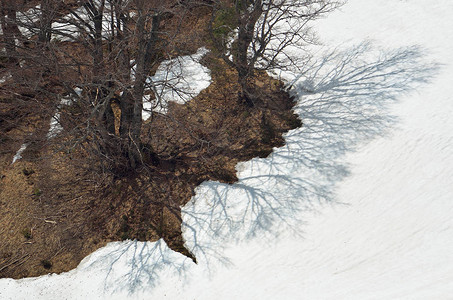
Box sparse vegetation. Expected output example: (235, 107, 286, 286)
(211, 6, 237, 40)
(32, 188, 42, 197)
(21, 229, 32, 240)
(22, 168, 35, 176)
(0, 0, 339, 279)
(40, 260, 52, 270)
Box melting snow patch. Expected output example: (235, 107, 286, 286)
(143, 47, 211, 117)
(2, 1, 453, 299)
(0, 74, 11, 84)
(47, 95, 75, 139)
(11, 143, 28, 164)
(47, 113, 63, 139)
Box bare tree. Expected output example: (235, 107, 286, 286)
(0, 0, 194, 175)
(1, 0, 339, 173)
(0, 0, 27, 66)
(209, 0, 342, 105)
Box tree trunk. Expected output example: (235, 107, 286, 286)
(119, 11, 161, 169)
(38, 0, 53, 44)
(90, 1, 115, 136)
(234, 0, 262, 106)
(1, 0, 19, 65)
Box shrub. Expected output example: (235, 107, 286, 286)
(33, 187, 42, 197)
(41, 259, 52, 269)
(212, 7, 237, 40)
(21, 228, 32, 239)
(22, 168, 35, 176)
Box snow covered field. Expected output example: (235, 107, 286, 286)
(143, 47, 211, 117)
(2, 0, 453, 299)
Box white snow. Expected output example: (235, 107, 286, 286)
(2, 0, 453, 299)
(46, 96, 74, 139)
(15, 2, 119, 42)
(0, 74, 11, 85)
(131, 48, 211, 120)
(11, 143, 28, 164)
(16, 6, 41, 37)
(52, 2, 114, 42)
(46, 113, 63, 139)
(144, 47, 211, 118)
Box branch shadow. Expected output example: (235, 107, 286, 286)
(76, 239, 195, 295)
(84, 41, 439, 295)
(182, 41, 439, 265)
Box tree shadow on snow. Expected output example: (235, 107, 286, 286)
(78, 239, 194, 295)
(88, 41, 439, 294)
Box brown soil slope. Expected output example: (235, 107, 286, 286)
(0, 5, 302, 279)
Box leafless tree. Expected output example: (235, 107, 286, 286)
(0, 0, 198, 175)
(1, 0, 340, 174)
(209, 0, 342, 105)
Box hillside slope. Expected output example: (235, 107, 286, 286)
(1, 0, 453, 298)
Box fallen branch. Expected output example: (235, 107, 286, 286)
(0, 254, 30, 273)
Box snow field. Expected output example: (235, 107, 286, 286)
(1, 0, 453, 299)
